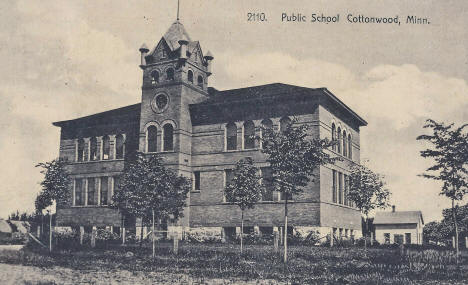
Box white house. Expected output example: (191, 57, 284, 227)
(374, 206, 424, 245)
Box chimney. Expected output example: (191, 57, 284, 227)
(392, 205, 396, 212)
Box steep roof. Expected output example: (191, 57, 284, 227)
(9, 221, 30, 234)
(0, 219, 12, 233)
(374, 211, 424, 225)
(162, 20, 192, 51)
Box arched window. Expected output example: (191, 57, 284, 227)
(243, 121, 255, 149)
(280, 117, 291, 133)
(331, 123, 336, 151)
(337, 127, 342, 154)
(163, 123, 174, 151)
(187, 70, 193, 83)
(261, 119, 273, 149)
(150, 70, 159, 85)
(342, 130, 347, 157)
(77, 138, 85, 162)
(102, 135, 110, 160)
(348, 134, 352, 159)
(226, 122, 237, 151)
(90, 137, 99, 161)
(197, 75, 203, 87)
(166, 68, 174, 81)
(147, 125, 158, 152)
(115, 134, 125, 159)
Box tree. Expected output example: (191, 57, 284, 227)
(224, 157, 263, 254)
(417, 119, 468, 258)
(347, 164, 390, 249)
(36, 158, 71, 251)
(112, 152, 191, 256)
(261, 121, 336, 263)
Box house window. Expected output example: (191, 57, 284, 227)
(384, 233, 390, 244)
(279, 117, 291, 133)
(187, 70, 193, 83)
(115, 134, 125, 159)
(338, 172, 343, 204)
(394, 234, 404, 245)
(342, 130, 347, 157)
(101, 177, 108, 205)
(224, 169, 234, 202)
(166, 68, 174, 81)
(348, 134, 352, 159)
(163, 123, 174, 151)
(405, 233, 411, 244)
(243, 120, 255, 149)
(331, 123, 336, 151)
(280, 191, 292, 201)
(151, 70, 159, 85)
(261, 167, 274, 201)
(260, 119, 273, 149)
(102, 135, 110, 160)
(332, 170, 337, 203)
(74, 178, 84, 206)
(259, 227, 273, 235)
(344, 175, 348, 206)
(147, 125, 158, 152)
(90, 137, 99, 161)
(77, 139, 85, 162)
(226, 122, 237, 151)
(337, 127, 342, 154)
(197, 75, 203, 87)
(345, 229, 349, 238)
(193, 171, 200, 191)
(87, 178, 96, 205)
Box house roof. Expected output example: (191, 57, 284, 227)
(373, 211, 424, 225)
(9, 221, 30, 234)
(162, 20, 192, 51)
(0, 219, 12, 233)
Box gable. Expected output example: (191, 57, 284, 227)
(150, 39, 171, 61)
(188, 43, 205, 67)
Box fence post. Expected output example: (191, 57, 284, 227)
(173, 234, 179, 255)
(91, 226, 96, 248)
(274, 231, 279, 253)
(453, 236, 456, 249)
(80, 226, 84, 245)
(465, 237, 468, 249)
(370, 232, 374, 246)
(330, 229, 334, 247)
(37, 226, 41, 238)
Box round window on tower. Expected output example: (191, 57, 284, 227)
(151, 93, 170, 113)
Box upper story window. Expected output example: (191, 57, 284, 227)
(261, 167, 274, 201)
(90, 137, 99, 161)
(348, 134, 352, 159)
(163, 123, 174, 151)
(166, 68, 174, 81)
(147, 125, 158, 152)
(337, 127, 342, 154)
(226, 122, 237, 151)
(260, 119, 273, 149)
(197, 75, 203, 87)
(102, 135, 110, 160)
(224, 169, 234, 202)
(115, 134, 125, 159)
(279, 117, 291, 133)
(243, 120, 255, 149)
(193, 171, 201, 191)
(342, 130, 347, 157)
(74, 178, 84, 206)
(331, 123, 337, 152)
(77, 139, 85, 162)
(188, 70, 193, 83)
(151, 70, 159, 85)
(332, 169, 337, 203)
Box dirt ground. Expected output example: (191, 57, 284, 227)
(0, 263, 284, 285)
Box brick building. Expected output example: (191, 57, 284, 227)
(53, 20, 367, 240)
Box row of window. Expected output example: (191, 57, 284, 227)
(332, 227, 355, 239)
(145, 123, 174, 152)
(384, 233, 412, 244)
(331, 123, 352, 159)
(74, 177, 119, 206)
(76, 134, 125, 162)
(225, 117, 291, 151)
(149, 68, 205, 88)
(332, 170, 354, 207)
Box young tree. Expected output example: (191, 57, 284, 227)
(417, 119, 468, 258)
(35, 158, 71, 251)
(261, 121, 336, 263)
(224, 157, 263, 254)
(112, 153, 191, 256)
(347, 164, 390, 249)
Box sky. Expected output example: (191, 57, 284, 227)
(0, 0, 467, 222)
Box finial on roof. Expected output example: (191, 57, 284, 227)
(177, 0, 180, 21)
(204, 50, 214, 60)
(139, 43, 149, 53)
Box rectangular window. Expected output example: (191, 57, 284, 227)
(74, 178, 84, 206)
(87, 178, 96, 205)
(384, 233, 390, 244)
(405, 233, 411, 244)
(193, 171, 201, 190)
(101, 177, 108, 205)
(224, 169, 234, 202)
(394, 234, 404, 245)
(280, 192, 293, 201)
(338, 172, 343, 204)
(261, 167, 274, 201)
(344, 174, 348, 206)
(332, 170, 337, 203)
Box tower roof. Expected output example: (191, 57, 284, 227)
(162, 20, 192, 51)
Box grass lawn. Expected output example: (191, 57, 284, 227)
(0, 242, 467, 284)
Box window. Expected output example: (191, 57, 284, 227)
(344, 174, 348, 206)
(338, 172, 343, 204)
(339, 228, 343, 238)
(261, 167, 274, 201)
(405, 233, 411, 244)
(348, 134, 352, 159)
(332, 170, 337, 203)
(342, 130, 347, 157)
(331, 123, 336, 151)
(193, 171, 200, 191)
(187, 70, 193, 83)
(197, 75, 203, 87)
(101, 177, 108, 205)
(224, 169, 234, 202)
(259, 227, 273, 235)
(87, 178, 96, 205)
(74, 178, 84, 206)
(151, 70, 159, 84)
(77, 139, 85, 162)
(345, 229, 349, 238)
(115, 134, 125, 159)
(163, 124, 174, 151)
(102, 135, 110, 160)
(260, 119, 273, 149)
(337, 127, 342, 154)
(226, 122, 237, 151)
(280, 191, 292, 201)
(394, 234, 404, 245)
(166, 68, 174, 81)
(243, 121, 255, 149)
(147, 125, 158, 152)
(90, 137, 99, 161)
(384, 233, 390, 244)
(279, 117, 291, 133)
